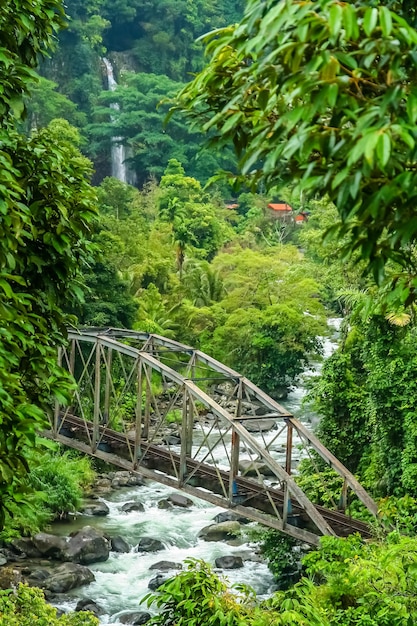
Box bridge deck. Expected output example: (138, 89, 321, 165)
(49, 329, 378, 545)
(43, 414, 371, 543)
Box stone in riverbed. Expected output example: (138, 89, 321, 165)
(148, 573, 169, 590)
(136, 537, 165, 553)
(10, 537, 42, 558)
(242, 419, 276, 433)
(121, 501, 145, 513)
(215, 555, 244, 569)
(40, 563, 95, 593)
(117, 611, 152, 625)
(149, 560, 182, 571)
(75, 598, 105, 617)
(111, 535, 130, 553)
(213, 511, 250, 524)
(64, 526, 110, 564)
(167, 494, 193, 508)
(157, 499, 173, 509)
(198, 521, 241, 541)
(80, 500, 110, 516)
(239, 460, 275, 477)
(32, 533, 68, 559)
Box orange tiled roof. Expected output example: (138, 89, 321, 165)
(268, 202, 292, 212)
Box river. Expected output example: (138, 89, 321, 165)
(52, 319, 341, 624)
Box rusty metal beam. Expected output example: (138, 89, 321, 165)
(56, 329, 378, 542)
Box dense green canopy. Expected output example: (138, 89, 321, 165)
(177, 0, 417, 301)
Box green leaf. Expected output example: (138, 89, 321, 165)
(328, 4, 343, 38)
(376, 132, 391, 168)
(379, 6, 393, 36)
(363, 7, 378, 36)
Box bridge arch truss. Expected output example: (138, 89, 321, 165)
(43, 328, 378, 545)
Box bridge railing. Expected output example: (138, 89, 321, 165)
(46, 328, 377, 545)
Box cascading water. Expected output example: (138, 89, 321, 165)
(51, 319, 342, 625)
(102, 58, 128, 184)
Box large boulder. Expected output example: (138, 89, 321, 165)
(10, 537, 41, 558)
(111, 471, 144, 489)
(32, 533, 68, 559)
(80, 500, 110, 516)
(93, 477, 113, 494)
(75, 598, 105, 617)
(64, 526, 110, 564)
(215, 555, 244, 569)
(166, 494, 193, 508)
(148, 573, 169, 590)
(243, 419, 276, 433)
(149, 560, 182, 572)
(136, 538, 165, 553)
(198, 521, 241, 541)
(213, 511, 250, 524)
(121, 501, 145, 513)
(239, 460, 275, 477)
(40, 563, 95, 593)
(117, 611, 152, 625)
(111, 536, 130, 553)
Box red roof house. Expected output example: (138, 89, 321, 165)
(267, 202, 293, 221)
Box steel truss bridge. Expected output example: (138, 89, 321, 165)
(42, 328, 378, 545)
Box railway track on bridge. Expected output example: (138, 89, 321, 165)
(44, 414, 372, 541)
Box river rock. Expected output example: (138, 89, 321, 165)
(242, 419, 276, 433)
(198, 521, 241, 541)
(0, 554, 7, 567)
(94, 477, 113, 493)
(41, 563, 95, 593)
(117, 611, 152, 625)
(80, 500, 110, 516)
(149, 560, 182, 571)
(111, 536, 130, 553)
(111, 471, 145, 489)
(157, 499, 173, 509)
(136, 537, 165, 553)
(10, 537, 42, 558)
(163, 435, 181, 445)
(64, 526, 110, 564)
(215, 555, 244, 569)
(75, 598, 105, 616)
(32, 533, 68, 559)
(239, 460, 275, 477)
(121, 501, 145, 513)
(148, 573, 169, 590)
(213, 511, 250, 524)
(167, 494, 193, 508)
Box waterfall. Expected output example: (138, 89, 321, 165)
(102, 57, 128, 183)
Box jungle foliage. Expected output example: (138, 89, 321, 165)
(0, 585, 98, 626)
(176, 0, 417, 303)
(144, 535, 417, 626)
(0, 0, 97, 528)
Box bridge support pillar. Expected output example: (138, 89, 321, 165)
(338, 477, 348, 512)
(283, 421, 293, 528)
(103, 347, 112, 425)
(143, 364, 151, 440)
(229, 428, 240, 502)
(180, 387, 193, 484)
(53, 347, 63, 436)
(229, 379, 242, 503)
(134, 358, 143, 466)
(92, 341, 101, 452)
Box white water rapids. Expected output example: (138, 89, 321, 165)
(52, 320, 341, 624)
